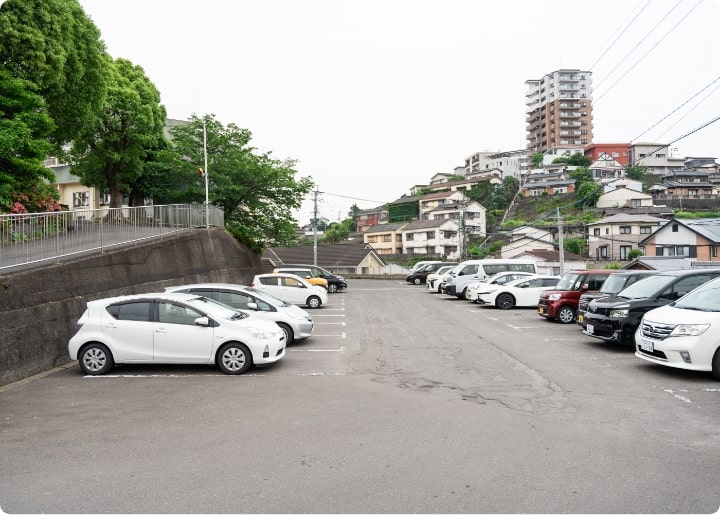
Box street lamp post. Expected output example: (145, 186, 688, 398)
(202, 118, 209, 229)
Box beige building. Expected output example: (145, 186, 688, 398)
(525, 69, 593, 154)
(587, 214, 666, 261)
(363, 222, 408, 255)
(596, 183, 654, 209)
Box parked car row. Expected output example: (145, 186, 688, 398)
(413, 257, 720, 380)
(68, 266, 348, 377)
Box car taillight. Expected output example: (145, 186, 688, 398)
(249, 283, 255, 287)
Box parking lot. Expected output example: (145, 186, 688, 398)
(1, 279, 719, 513)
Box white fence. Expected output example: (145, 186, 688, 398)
(0, 204, 224, 271)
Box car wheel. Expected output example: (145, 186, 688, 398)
(79, 343, 114, 375)
(277, 323, 294, 344)
(711, 348, 720, 381)
(217, 342, 252, 375)
(306, 296, 322, 309)
(328, 283, 338, 294)
(413, 277, 422, 285)
(495, 293, 515, 310)
(556, 306, 575, 324)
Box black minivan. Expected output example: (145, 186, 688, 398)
(583, 269, 720, 347)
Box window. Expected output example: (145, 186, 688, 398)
(631, 199, 642, 207)
(382, 235, 392, 242)
(640, 226, 652, 234)
(158, 302, 203, 325)
(605, 228, 610, 235)
(612, 152, 619, 157)
(406, 233, 414, 241)
(672, 224, 679, 232)
(620, 246, 632, 260)
(366, 236, 377, 243)
(281, 277, 304, 288)
(593, 228, 600, 236)
(443, 231, 457, 239)
(712, 245, 718, 258)
(619, 226, 631, 234)
(426, 231, 435, 240)
(597, 246, 608, 258)
(106, 302, 152, 322)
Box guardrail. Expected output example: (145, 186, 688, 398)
(0, 204, 224, 271)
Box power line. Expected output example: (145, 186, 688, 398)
(654, 81, 720, 141)
(585, 0, 652, 71)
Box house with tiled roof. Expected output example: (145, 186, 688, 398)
(264, 241, 387, 275)
(363, 222, 408, 255)
(621, 255, 720, 271)
(586, 213, 666, 261)
(596, 181, 654, 209)
(501, 227, 555, 258)
(401, 219, 461, 260)
(354, 205, 388, 232)
(638, 218, 720, 261)
(648, 169, 718, 199)
(423, 200, 487, 237)
(521, 168, 576, 197)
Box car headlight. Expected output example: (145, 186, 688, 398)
(609, 308, 629, 318)
(548, 293, 561, 301)
(670, 324, 710, 337)
(247, 326, 278, 339)
(478, 289, 496, 295)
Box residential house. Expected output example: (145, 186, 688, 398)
(425, 170, 503, 195)
(648, 169, 718, 200)
(401, 219, 461, 260)
(628, 142, 684, 176)
(501, 226, 556, 258)
(265, 241, 388, 275)
(354, 205, 388, 232)
(521, 167, 576, 197)
(587, 153, 625, 183)
(638, 218, 720, 261)
(513, 249, 586, 276)
(596, 181, 653, 209)
(622, 256, 709, 271)
(586, 213, 666, 261)
(584, 142, 630, 166)
(423, 200, 487, 238)
(464, 149, 528, 181)
(363, 222, 408, 255)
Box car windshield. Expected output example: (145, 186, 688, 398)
(185, 296, 249, 319)
(554, 273, 583, 291)
(599, 274, 632, 294)
(672, 277, 720, 311)
(615, 274, 676, 300)
(240, 287, 288, 307)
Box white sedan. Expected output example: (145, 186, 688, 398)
(68, 293, 286, 375)
(251, 272, 328, 308)
(464, 271, 537, 302)
(475, 275, 560, 310)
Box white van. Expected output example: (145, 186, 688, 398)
(442, 259, 539, 299)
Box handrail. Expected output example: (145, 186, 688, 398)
(0, 204, 224, 271)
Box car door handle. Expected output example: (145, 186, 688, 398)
(156, 327, 168, 333)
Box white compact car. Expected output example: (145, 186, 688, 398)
(464, 271, 537, 302)
(426, 265, 456, 293)
(475, 275, 561, 309)
(165, 283, 314, 343)
(635, 277, 720, 380)
(68, 293, 286, 375)
(251, 273, 328, 308)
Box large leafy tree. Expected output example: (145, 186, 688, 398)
(165, 115, 315, 252)
(0, 68, 57, 211)
(70, 58, 167, 208)
(0, 0, 109, 147)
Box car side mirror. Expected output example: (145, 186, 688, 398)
(247, 302, 258, 310)
(194, 316, 210, 326)
(581, 284, 589, 290)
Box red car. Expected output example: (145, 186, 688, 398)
(537, 269, 615, 324)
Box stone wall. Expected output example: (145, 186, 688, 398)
(0, 228, 260, 387)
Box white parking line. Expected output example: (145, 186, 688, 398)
(309, 332, 346, 338)
(288, 346, 346, 352)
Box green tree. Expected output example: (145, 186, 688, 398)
(165, 114, 314, 253)
(0, 0, 110, 147)
(552, 152, 591, 167)
(69, 58, 167, 209)
(575, 181, 602, 208)
(322, 219, 353, 243)
(530, 152, 544, 168)
(625, 165, 647, 182)
(0, 68, 57, 211)
(628, 248, 643, 260)
(569, 166, 592, 189)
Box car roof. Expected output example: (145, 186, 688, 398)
(165, 283, 250, 291)
(89, 292, 201, 305)
(256, 272, 310, 280)
(654, 268, 720, 277)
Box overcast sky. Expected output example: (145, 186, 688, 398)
(77, 0, 720, 224)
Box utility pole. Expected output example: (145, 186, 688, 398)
(202, 117, 209, 229)
(313, 188, 319, 266)
(557, 207, 565, 275)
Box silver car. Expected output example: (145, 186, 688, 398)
(165, 283, 314, 343)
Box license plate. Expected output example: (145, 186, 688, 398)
(586, 323, 594, 334)
(640, 339, 654, 352)
(577, 314, 584, 323)
(538, 307, 544, 314)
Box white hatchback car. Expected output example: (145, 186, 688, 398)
(68, 293, 286, 375)
(475, 275, 561, 309)
(165, 283, 314, 344)
(251, 273, 328, 308)
(464, 271, 537, 302)
(426, 265, 456, 293)
(635, 276, 720, 380)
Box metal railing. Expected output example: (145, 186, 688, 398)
(0, 204, 224, 271)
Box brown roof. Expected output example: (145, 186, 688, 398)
(520, 249, 585, 261)
(265, 241, 385, 268)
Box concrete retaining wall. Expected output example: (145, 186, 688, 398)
(0, 228, 260, 387)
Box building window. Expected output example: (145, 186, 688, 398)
(640, 226, 652, 234)
(426, 231, 435, 240)
(382, 235, 392, 242)
(619, 226, 631, 234)
(366, 236, 377, 243)
(597, 246, 608, 258)
(672, 224, 679, 232)
(620, 246, 632, 260)
(631, 199, 642, 207)
(606, 228, 610, 235)
(593, 228, 600, 236)
(406, 233, 414, 241)
(612, 152, 619, 157)
(713, 245, 718, 258)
